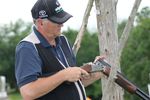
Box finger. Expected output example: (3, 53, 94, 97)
(94, 55, 105, 63)
(81, 69, 89, 76)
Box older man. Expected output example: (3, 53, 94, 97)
(15, 0, 102, 100)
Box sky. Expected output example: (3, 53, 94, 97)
(0, 0, 150, 31)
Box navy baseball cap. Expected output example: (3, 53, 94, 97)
(31, 0, 72, 24)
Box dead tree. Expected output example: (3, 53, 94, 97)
(73, 0, 142, 99)
(73, 0, 94, 56)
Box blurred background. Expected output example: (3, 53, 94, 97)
(0, 0, 150, 100)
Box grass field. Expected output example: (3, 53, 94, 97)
(8, 92, 22, 100)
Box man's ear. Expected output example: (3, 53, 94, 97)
(36, 18, 44, 26)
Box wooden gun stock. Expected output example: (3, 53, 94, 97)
(82, 61, 150, 100)
(103, 67, 150, 100)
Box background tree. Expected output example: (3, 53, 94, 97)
(94, 0, 142, 99)
(121, 7, 150, 100)
(0, 19, 31, 89)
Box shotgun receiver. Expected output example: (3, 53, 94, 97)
(82, 59, 150, 100)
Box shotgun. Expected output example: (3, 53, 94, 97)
(82, 59, 150, 100)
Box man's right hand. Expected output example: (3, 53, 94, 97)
(59, 67, 89, 82)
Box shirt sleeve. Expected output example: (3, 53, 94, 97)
(15, 41, 42, 88)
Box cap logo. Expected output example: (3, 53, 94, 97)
(55, 1, 63, 13)
(55, 6, 63, 13)
(39, 10, 48, 18)
(56, 1, 60, 6)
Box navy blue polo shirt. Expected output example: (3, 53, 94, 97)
(15, 27, 70, 87)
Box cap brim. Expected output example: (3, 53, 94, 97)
(48, 11, 72, 24)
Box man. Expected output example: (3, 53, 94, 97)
(15, 0, 102, 100)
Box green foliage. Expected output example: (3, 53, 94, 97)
(8, 92, 22, 100)
(62, 28, 78, 45)
(121, 7, 150, 100)
(136, 7, 150, 23)
(117, 20, 127, 38)
(0, 19, 32, 88)
(76, 31, 99, 65)
(85, 80, 102, 99)
(63, 29, 100, 65)
(76, 32, 101, 99)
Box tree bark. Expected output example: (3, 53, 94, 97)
(73, 0, 94, 56)
(119, 0, 142, 58)
(95, 0, 142, 99)
(95, 0, 124, 99)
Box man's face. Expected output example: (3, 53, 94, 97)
(41, 19, 63, 38)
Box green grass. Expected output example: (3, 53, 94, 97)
(8, 92, 22, 100)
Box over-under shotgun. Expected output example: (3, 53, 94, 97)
(82, 59, 150, 100)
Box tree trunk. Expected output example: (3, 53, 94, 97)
(95, 0, 124, 100)
(72, 0, 141, 99)
(73, 0, 94, 56)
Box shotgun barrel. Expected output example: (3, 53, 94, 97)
(82, 60, 150, 100)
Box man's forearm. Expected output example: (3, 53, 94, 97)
(20, 71, 66, 100)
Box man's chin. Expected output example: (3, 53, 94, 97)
(57, 31, 61, 35)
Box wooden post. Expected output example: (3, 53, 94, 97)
(148, 73, 150, 96)
(0, 76, 8, 100)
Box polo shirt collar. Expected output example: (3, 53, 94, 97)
(33, 26, 61, 48)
